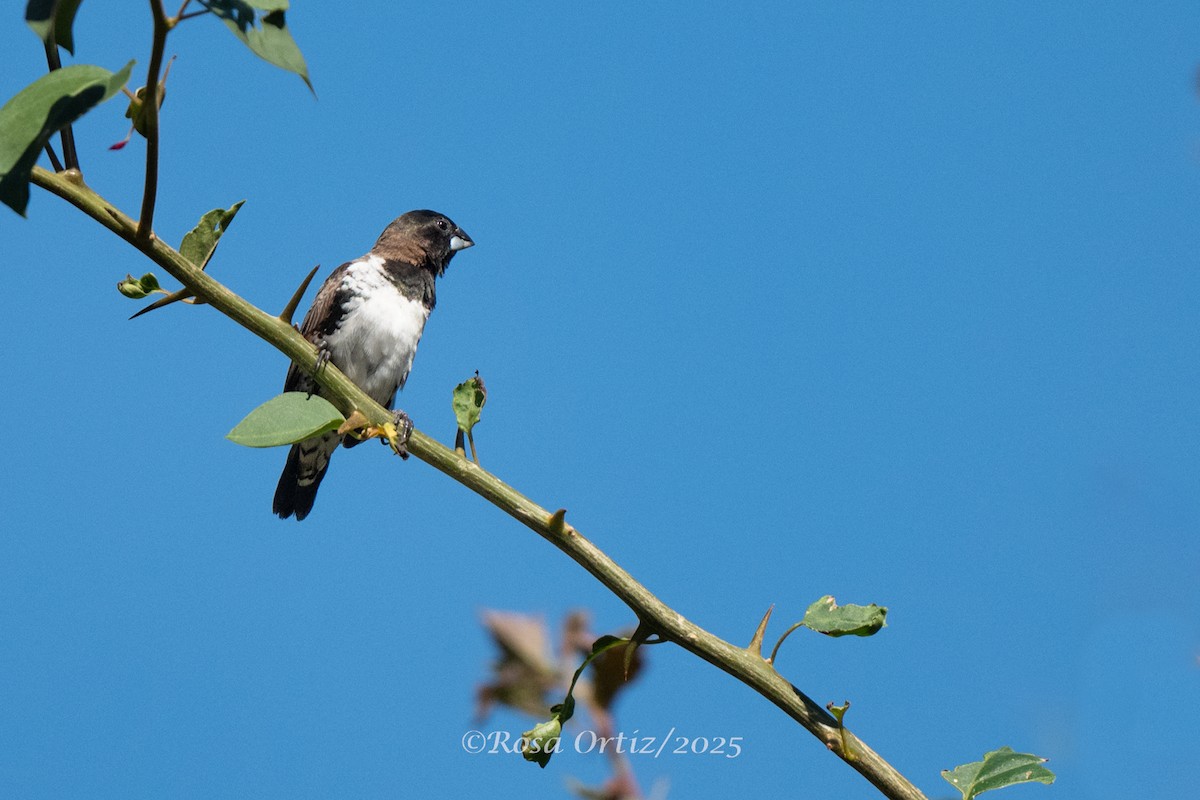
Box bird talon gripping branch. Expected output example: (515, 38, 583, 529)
(272, 210, 474, 521)
(313, 343, 331, 373)
(386, 411, 414, 459)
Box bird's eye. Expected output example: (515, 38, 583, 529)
(436, 219, 449, 231)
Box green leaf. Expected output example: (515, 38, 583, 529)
(226, 392, 344, 448)
(518, 635, 629, 770)
(56, 1, 84, 54)
(180, 200, 245, 269)
(452, 374, 486, 434)
(117, 272, 161, 299)
(827, 701, 850, 726)
(588, 631, 644, 712)
(25, 1, 54, 38)
(800, 595, 888, 637)
(588, 634, 626, 654)
(54, 0, 84, 54)
(942, 747, 1055, 800)
(199, 1, 313, 91)
(123, 83, 166, 138)
(26, 0, 85, 54)
(0, 61, 134, 216)
(520, 717, 562, 769)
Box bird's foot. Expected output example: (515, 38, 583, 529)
(382, 410, 414, 460)
(313, 342, 332, 373)
(358, 411, 412, 459)
(302, 343, 333, 399)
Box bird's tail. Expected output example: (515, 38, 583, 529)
(273, 431, 340, 521)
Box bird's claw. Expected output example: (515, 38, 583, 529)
(380, 411, 413, 460)
(313, 342, 331, 373)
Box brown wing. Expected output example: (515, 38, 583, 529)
(283, 262, 351, 393)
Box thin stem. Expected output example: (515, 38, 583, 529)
(174, 0, 193, 18)
(136, 0, 170, 240)
(28, 164, 930, 800)
(42, 143, 64, 173)
(42, 38, 79, 171)
(768, 621, 805, 665)
(175, 9, 212, 22)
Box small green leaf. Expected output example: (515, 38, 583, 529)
(226, 392, 344, 448)
(180, 200, 245, 269)
(800, 595, 888, 637)
(520, 717, 562, 769)
(827, 701, 850, 726)
(942, 747, 1055, 800)
(117, 272, 161, 298)
(452, 374, 486, 434)
(518, 634, 628, 770)
(54, 0, 84, 54)
(199, 1, 313, 91)
(589, 633, 644, 712)
(123, 83, 166, 138)
(25, 1, 56, 40)
(24, 0, 83, 52)
(0, 61, 134, 216)
(588, 635, 625, 655)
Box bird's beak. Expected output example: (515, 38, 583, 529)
(449, 228, 474, 251)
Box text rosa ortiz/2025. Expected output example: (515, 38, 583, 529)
(461, 729, 745, 758)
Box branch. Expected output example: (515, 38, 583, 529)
(136, 0, 170, 239)
(28, 164, 929, 800)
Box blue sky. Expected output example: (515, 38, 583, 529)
(2, 3, 1198, 799)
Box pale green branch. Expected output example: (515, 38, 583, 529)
(28, 164, 929, 800)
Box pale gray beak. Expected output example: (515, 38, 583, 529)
(449, 228, 474, 251)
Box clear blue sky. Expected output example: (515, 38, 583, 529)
(2, 3, 1198, 799)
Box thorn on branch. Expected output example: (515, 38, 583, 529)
(128, 287, 198, 320)
(280, 265, 320, 325)
(748, 604, 774, 658)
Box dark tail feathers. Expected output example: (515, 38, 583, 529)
(273, 442, 330, 521)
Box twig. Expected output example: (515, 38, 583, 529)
(28, 164, 930, 800)
(42, 38, 79, 171)
(136, 0, 170, 240)
(42, 143, 64, 173)
(768, 621, 805, 665)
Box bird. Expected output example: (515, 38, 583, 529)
(273, 209, 474, 520)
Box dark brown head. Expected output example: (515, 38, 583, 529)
(371, 210, 474, 275)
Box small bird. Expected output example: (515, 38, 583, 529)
(273, 210, 474, 520)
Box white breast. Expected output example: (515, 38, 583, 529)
(326, 255, 430, 406)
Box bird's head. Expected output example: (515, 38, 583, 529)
(374, 209, 474, 275)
